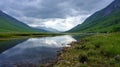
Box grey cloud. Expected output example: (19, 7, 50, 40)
(0, 0, 114, 31)
(0, 0, 114, 19)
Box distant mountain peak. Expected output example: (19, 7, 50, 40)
(36, 26, 60, 33)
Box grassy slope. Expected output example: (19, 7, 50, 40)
(68, 0, 120, 33)
(55, 33, 120, 67)
(69, 9, 120, 33)
(0, 15, 33, 32)
(0, 11, 48, 33)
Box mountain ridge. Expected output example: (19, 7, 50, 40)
(68, 0, 120, 33)
(0, 10, 47, 33)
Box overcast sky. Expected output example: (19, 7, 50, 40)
(0, 0, 114, 31)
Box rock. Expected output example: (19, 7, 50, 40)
(57, 52, 62, 56)
(75, 63, 80, 67)
(58, 60, 70, 64)
(42, 63, 54, 67)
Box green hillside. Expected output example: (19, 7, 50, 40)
(68, 0, 120, 33)
(0, 11, 46, 33)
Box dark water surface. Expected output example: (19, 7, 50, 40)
(0, 35, 76, 67)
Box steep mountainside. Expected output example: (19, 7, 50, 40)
(69, 0, 120, 33)
(0, 11, 46, 33)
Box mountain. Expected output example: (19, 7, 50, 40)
(68, 0, 120, 33)
(0, 10, 46, 33)
(38, 27, 60, 33)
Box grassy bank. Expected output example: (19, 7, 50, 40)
(55, 32, 120, 67)
(0, 32, 62, 40)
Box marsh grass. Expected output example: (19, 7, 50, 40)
(0, 32, 62, 39)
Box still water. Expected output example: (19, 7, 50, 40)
(0, 35, 76, 66)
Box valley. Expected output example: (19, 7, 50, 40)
(0, 0, 120, 67)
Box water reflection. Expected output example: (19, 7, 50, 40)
(0, 35, 76, 66)
(0, 39, 28, 53)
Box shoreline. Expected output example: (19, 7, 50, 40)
(40, 41, 79, 67)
